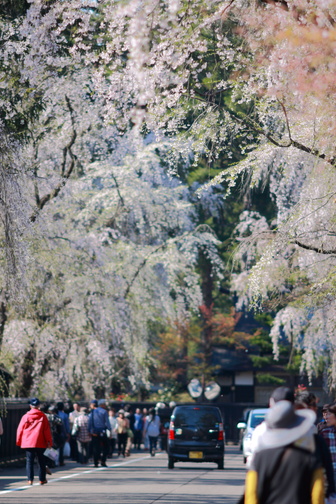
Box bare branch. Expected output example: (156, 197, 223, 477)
(30, 96, 77, 222)
(104, 173, 128, 229)
(293, 239, 336, 255)
(124, 226, 215, 298)
(124, 242, 166, 298)
(192, 88, 336, 166)
(111, 173, 125, 208)
(278, 100, 292, 141)
(232, 107, 336, 165)
(220, 0, 236, 17)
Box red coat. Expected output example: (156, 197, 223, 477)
(16, 408, 52, 449)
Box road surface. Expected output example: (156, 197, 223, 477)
(0, 445, 246, 504)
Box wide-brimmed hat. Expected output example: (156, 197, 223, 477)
(259, 400, 316, 449)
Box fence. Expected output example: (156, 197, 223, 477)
(0, 400, 30, 467)
(0, 400, 260, 466)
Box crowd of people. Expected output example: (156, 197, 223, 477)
(15, 387, 336, 501)
(15, 398, 165, 485)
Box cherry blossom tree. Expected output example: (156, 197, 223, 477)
(94, 0, 335, 386)
(1, 0, 336, 392)
(219, 0, 336, 386)
(1, 127, 223, 398)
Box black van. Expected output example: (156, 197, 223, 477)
(167, 405, 225, 469)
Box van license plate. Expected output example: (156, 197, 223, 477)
(189, 451, 203, 459)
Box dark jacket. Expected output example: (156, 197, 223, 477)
(246, 444, 323, 504)
(88, 407, 109, 435)
(315, 433, 335, 496)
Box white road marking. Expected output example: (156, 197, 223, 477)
(0, 454, 159, 495)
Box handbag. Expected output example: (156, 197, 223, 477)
(71, 422, 80, 437)
(44, 447, 58, 462)
(63, 441, 71, 457)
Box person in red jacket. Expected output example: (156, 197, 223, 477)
(16, 397, 52, 485)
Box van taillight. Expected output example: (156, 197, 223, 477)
(218, 423, 224, 441)
(169, 421, 175, 440)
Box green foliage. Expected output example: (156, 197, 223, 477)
(256, 373, 286, 386)
(0, 0, 30, 19)
(286, 353, 303, 373)
(187, 164, 225, 186)
(254, 313, 274, 327)
(250, 355, 272, 368)
(153, 382, 185, 403)
(250, 329, 273, 354)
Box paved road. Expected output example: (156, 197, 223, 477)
(0, 445, 246, 504)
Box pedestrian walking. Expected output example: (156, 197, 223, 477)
(45, 404, 63, 467)
(16, 398, 52, 485)
(124, 405, 135, 456)
(133, 408, 144, 450)
(320, 403, 336, 486)
(142, 408, 149, 451)
(248, 386, 295, 466)
(125, 426, 133, 457)
(88, 399, 110, 467)
(244, 400, 324, 504)
(294, 391, 336, 500)
(145, 408, 161, 456)
(69, 403, 81, 461)
(116, 410, 129, 457)
(73, 407, 92, 464)
(108, 408, 118, 457)
(56, 401, 70, 466)
(317, 403, 330, 433)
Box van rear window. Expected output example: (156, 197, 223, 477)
(174, 407, 221, 429)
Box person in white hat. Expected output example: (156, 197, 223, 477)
(247, 386, 295, 467)
(244, 400, 324, 504)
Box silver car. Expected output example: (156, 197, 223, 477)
(237, 408, 268, 464)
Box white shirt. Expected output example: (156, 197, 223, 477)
(247, 421, 267, 467)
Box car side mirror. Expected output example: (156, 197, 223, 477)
(237, 422, 247, 429)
